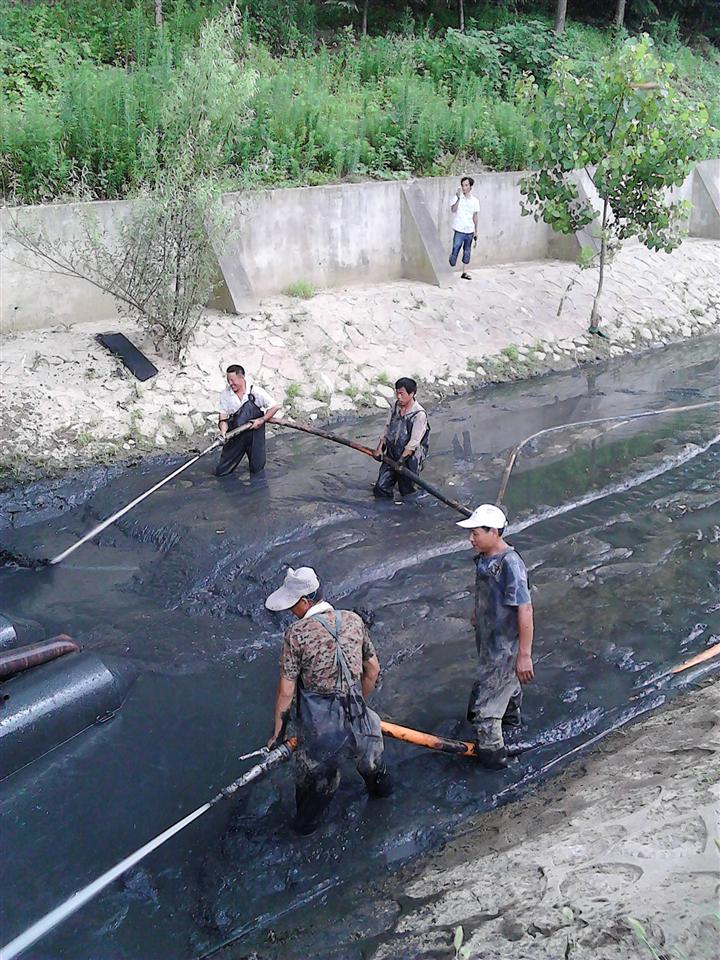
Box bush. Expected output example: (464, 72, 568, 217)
(1, 5, 718, 203)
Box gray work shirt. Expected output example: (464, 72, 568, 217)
(474, 547, 531, 658)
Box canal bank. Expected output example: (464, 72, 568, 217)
(0, 239, 718, 487)
(361, 679, 720, 960)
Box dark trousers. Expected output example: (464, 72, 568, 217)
(449, 230, 474, 267)
(294, 752, 393, 836)
(373, 455, 420, 498)
(215, 429, 266, 476)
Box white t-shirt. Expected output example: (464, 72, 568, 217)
(218, 383, 277, 416)
(451, 193, 480, 234)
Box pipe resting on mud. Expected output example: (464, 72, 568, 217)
(494, 398, 720, 506)
(0, 737, 297, 960)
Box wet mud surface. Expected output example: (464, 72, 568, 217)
(0, 336, 719, 959)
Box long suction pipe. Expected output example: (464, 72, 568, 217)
(494, 398, 720, 506)
(0, 738, 297, 960)
(48, 398, 720, 566)
(270, 418, 473, 516)
(49, 423, 253, 565)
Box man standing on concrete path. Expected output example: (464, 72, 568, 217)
(449, 176, 479, 280)
(457, 504, 534, 768)
(373, 377, 430, 499)
(265, 566, 393, 835)
(215, 364, 280, 477)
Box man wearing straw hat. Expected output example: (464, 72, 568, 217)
(265, 566, 393, 834)
(457, 504, 534, 768)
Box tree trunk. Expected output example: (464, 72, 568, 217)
(614, 0, 626, 28)
(361, 0, 368, 36)
(554, 0, 567, 35)
(590, 197, 609, 332)
(458, 0, 465, 33)
(155, 0, 163, 29)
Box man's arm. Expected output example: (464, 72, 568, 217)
(374, 407, 393, 457)
(218, 413, 229, 438)
(361, 655, 380, 699)
(254, 404, 280, 429)
(515, 603, 534, 683)
(268, 675, 296, 748)
(473, 209, 479, 240)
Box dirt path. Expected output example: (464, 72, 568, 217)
(368, 681, 720, 960)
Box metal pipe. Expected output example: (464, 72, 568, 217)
(0, 737, 297, 960)
(0, 636, 78, 679)
(50, 424, 253, 565)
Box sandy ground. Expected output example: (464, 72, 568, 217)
(1, 241, 718, 484)
(366, 680, 720, 960)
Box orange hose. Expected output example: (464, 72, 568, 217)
(671, 642, 720, 675)
(380, 720, 476, 757)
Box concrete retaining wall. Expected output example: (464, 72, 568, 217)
(2, 160, 719, 333)
(1, 200, 131, 332)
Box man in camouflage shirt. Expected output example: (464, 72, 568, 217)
(266, 566, 393, 834)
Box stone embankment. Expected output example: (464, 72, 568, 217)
(0, 240, 718, 483)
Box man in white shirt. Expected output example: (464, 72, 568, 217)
(449, 176, 480, 280)
(215, 364, 280, 476)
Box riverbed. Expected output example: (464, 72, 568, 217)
(1, 335, 718, 959)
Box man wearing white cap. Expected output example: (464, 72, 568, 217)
(457, 504, 534, 767)
(265, 566, 393, 834)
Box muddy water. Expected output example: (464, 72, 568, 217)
(0, 336, 719, 959)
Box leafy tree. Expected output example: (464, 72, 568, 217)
(520, 35, 715, 334)
(554, 0, 568, 35)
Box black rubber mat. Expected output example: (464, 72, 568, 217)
(96, 333, 158, 381)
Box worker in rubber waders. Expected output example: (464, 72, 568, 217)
(373, 377, 430, 499)
(457, 504, 534, 768)
(265, 566, 393, 835)
(215, 364, 280, 477)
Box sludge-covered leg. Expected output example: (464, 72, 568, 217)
(293, 749, 341, 835)
(472, 717, 508, 769)
(373, 464, 397, 498)
(503, 687, 523, 727)
(355, 708, 393, 798)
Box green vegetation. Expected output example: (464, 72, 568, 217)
(521, 34, 716, 332)
(285, 280, 316, 299)
(6, 11, 249, 358)
(285, 381, 302, 400)
(1, 1, 718, 204)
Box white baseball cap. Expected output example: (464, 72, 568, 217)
(265, 566, 320, 611)
(456, 503, 508, 530)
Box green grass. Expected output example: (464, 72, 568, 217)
(285, 280, 316, 299)
(286, 381, 302, 400)
(1, 3, 718, 203)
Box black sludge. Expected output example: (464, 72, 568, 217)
(0, 335, 717, 959)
